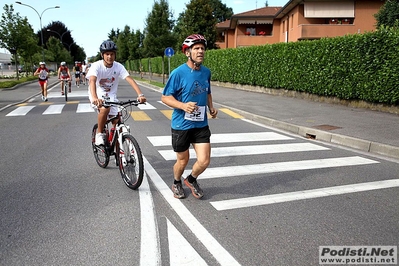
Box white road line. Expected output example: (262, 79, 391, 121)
(76, 103, 95, 113)
(139, 167, 161, 266)
(42, 104, 65, 115)
(157, 100, 172, 108)
(148, 132, 293, 147)
(167, 218, 207, 265)
(5, 106, 35, 116)
(143, 157, 241, 266)
(183, 156, 379, 179)
(137, 102, 156, 110)
(159, 142, 330, 160)
(211, 179, 399, 211)
(47, 91, 89, 98)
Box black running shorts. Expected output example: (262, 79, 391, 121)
(171, 126, 211, 152)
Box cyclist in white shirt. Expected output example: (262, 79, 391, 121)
(87, 40, 146, 145)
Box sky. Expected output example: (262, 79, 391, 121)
(8, 0, 289, 59)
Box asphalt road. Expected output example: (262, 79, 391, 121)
(0, 80, 398, 265)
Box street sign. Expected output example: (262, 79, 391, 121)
(164, 47, 174, 58)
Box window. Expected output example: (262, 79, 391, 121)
(246, 27, 256, 36)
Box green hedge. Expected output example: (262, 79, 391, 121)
(0, 75, 37, 89)
(127, 27, 399, 105)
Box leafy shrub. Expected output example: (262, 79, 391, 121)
(126, 27, 399, 105)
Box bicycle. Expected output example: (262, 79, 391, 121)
(60, 78, 70, 101)
(91, 98, 144, 190)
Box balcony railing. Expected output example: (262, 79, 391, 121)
(298, 24, 357, 40)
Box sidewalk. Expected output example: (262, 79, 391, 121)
(132, 73, 399, 160)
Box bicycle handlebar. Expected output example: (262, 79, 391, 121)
(103, 99, 144, 107)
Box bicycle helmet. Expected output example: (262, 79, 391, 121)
(182, 34, 207, 52)
(100, 40, 117, 53)
(39, 61, 46, 65)
(61, 62, 66, 66)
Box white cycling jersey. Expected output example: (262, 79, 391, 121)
(86, 60, 129, 115)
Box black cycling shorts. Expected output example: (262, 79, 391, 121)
(171, 126, 211, 152)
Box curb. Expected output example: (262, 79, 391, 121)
(218, 103, 399, 160)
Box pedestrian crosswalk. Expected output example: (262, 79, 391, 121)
(4, 101, 245, 121)
(147, 131, 384, 210)
(4, 101, 163, 119)
(5, 102, 95, 116)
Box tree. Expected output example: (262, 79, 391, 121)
(210, 0, 233, 22)
(142, 0, 176, 58)
(0, 4, 39, 78)
(116, 25, 132, 63)
(375, 0, 399, 28)
(44, 21, 73, 52)
(175, 0, 218, 50)
(130, 29, 145, 60)
(108, 28, 119, 41)
(74, 46, 86, 62)
(46, 36, 72, 64)
(43, 21, 85, 63)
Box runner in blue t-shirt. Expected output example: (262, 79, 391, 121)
(162, 34, 218, 200)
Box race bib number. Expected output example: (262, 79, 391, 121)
(39, 70, 47, 80)
(184, 106, 205, 121)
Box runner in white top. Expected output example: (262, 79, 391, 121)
(81, 62, 87, 85)
(86, 40, 146, 145)
(33, 62, 49, 102)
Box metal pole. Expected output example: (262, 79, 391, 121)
(47, 29, 71, 44)
(15, 2, 60, 62)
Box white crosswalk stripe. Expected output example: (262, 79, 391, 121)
(182, 156, 379, 179)
(42, 104, 65, 115)
(47, 91, 89, 98)
(76, 103, 95, 113)
(6, 106, 35, 116)
(137, 102, 156, 110)
(148, 132, 383, 210)
(148, 132, 294, 146)
(5, 102, 157, 116)
(211, 179, 399, 211)
(159, 142, 330, 160)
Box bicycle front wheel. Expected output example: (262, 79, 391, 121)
(117, 134, 144, 190)
(91, 124, 109, 168)
(64, 83, 68, 101)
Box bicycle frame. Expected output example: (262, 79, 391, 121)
(60, 78, 70, 101)
(106, 109, 131, 163)
(91, 98, 144, 190)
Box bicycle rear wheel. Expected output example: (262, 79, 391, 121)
(91, 124, 109, 168)
(117, 134, 144, 190)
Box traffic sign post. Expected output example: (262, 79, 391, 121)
(164, 47, 174, 77)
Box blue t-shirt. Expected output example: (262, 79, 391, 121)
(163, 63, 211, 130)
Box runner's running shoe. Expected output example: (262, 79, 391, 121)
(184, 178, 204, 199)
(172, 183, 186, 199)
